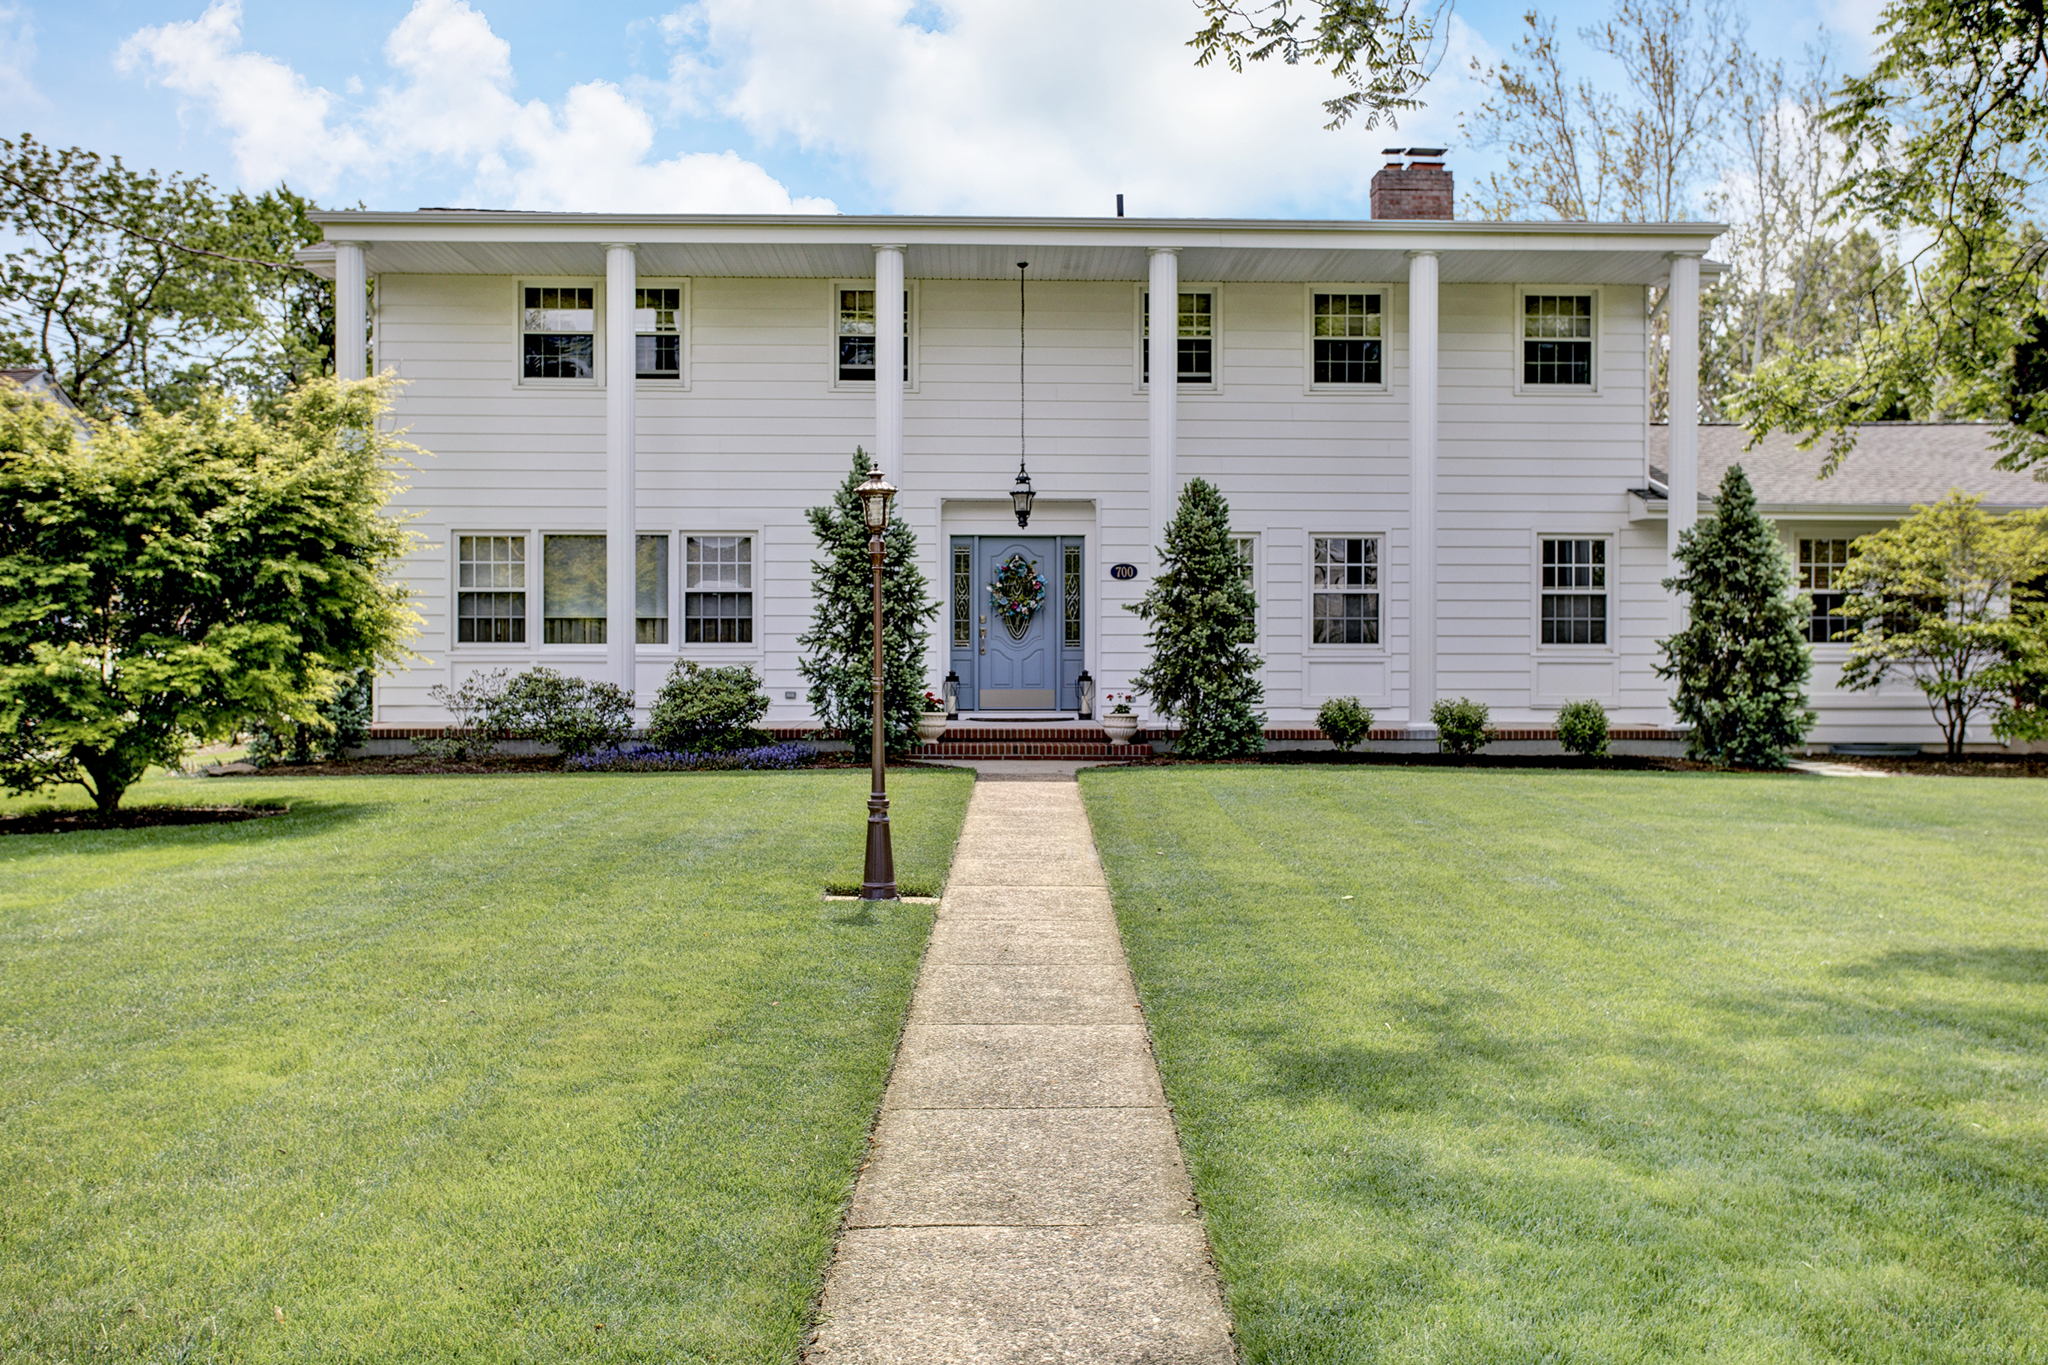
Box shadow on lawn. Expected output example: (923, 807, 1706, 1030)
(1250, 988, 1526, 1119)
(1835, 946, 2048, 986)
(0, 798, 378, 847)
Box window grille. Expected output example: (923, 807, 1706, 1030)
(457, 535, 526, 643)
(1522, 294, 1594, 386)
(1312, 292, 1383, 385)
(1141, 290, 1214, 384)
(522, 286, 595, 379)
(634, 288, 681, 379)
(1540, 538, 1608, 644)
(1312, 536, 1380, 645)
(685, 535, 754, 644)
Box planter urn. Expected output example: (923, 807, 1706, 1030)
(1102, 713, 1139, 746)
(917, 714, 949, 744)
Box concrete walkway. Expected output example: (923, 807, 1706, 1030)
(806, 770, 1235, 1364)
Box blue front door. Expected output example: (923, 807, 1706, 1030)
(976, 536, 1058, 709)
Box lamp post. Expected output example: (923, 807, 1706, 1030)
(856, 462, 899, 902)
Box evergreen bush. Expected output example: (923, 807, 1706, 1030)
(1556, 699, 1611, 757)
(1317, 696, 1374, 751)
(1431, 697, 1491, 756)
(248, 670, 373, 766)
(496, 667, 634, 758)
(1129, 478, 1266, 758)
(646, 661, 770, 753)
(796, 450, 935, 759)
(1657, 464, 1814, 767)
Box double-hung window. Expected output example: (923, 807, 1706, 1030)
(836, 288, 909, 383)
(1540, 538, 1608, 645)
(1141, 290, 1215, 385)
(457, 535, 526, 643)
(522, 286, 595, 380)
(1521, 293, 1595, 387)
(1312, 536, 1380, 645)
(1798, 538, 1853, 644)
(685, 535, 754, 644)
(635, 288, 682, 380)
(1311, 291, 1383, 386)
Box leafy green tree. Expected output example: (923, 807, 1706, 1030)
(796, 450, 935, 760)
(1657, 464, 1814, 767)
(1834, 493, 2048, 757)
(1129, 477, 1265, 757)
(0, 378, 417, 813)
(0, 133, 331, 418)
(1190, 0, 1446, 128)
(1734, 0, 2048, 471)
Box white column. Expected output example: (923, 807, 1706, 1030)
(874, 245, 906, 483)
(1147, 248, 1180, 557)
(333, 241, 366, 381)
(604, 244, 639, 695)
(1666, 252, 1702, 565)
(1407, 249, 1440, 732)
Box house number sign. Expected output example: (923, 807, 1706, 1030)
(1109, 563, 1139, 580)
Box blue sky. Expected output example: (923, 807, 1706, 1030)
(0, 0, 1889, 218)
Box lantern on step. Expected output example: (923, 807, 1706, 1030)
(1076, 669, 1094, 720)
(943, 670, 960, 719)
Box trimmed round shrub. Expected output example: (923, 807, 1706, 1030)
(496, 666, 634, 758)
(647, 661, 770, 754)
(1557, 699, 1611, 757)
(1431, 696, 1491, 756)
(1317, 696, 1374, 751)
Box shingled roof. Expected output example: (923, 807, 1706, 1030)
(1650, 423, 2046, 513)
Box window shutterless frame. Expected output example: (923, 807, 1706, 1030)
(1135, 284, 1220, 392)
(516, 279, 603, 387)
(1305, 532, 1386, 650)
(1532, 532, 1616, 652)
(1303, 285, 1391, 393)
(453, 531, 535, 649)
(1797, 536, 1855, 647)
(1514, 286, 1601, 394)
(632, 280, 690, 388)
(1232, 533, 1261, 641)
(680, 532, 763, 648)
(830, 281, 917, 390)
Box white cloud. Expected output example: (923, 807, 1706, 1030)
(115, 0, 834, 212)
(668, 0, 1448, 216)
(0, 3, 42, 110)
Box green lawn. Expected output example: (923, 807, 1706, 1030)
(1081, 767, 2048, 1364)
(1, 768, 970, 1363)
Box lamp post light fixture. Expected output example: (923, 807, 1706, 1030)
(1011, 260, 1037, 529)
(856, 461, 899, 902)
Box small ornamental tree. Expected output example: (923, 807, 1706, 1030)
(0, 378, 418, 813)
(1657, 464, 1814, 767)
(1833, 493, 2048, 757)
(797, 450, 935, 759)
(1129, 477, 1265, 757)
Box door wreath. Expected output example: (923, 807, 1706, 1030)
(988, 552, 1046, 641)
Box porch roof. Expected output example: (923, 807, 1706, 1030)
(298, 210, 1726, 285)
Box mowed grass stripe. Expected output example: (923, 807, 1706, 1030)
(1083, 766, 2048, 1364)
(1, 769, 971, 1363)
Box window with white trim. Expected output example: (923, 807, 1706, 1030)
(1311, 291, 1383, 386)
(1141, 290, 1215, 385)
(1312, 536, 1380, 645)
(685, 535, 754, 644)
(1233, 534, 1259, 639)
(836, 288, 908, 383)
(1522, 293, 1594, 386)
(1540, 538, 1607, 645)
(637, 534, 670, 644)
(543, 534, 606, 644)
(634, 288, 681, 380)
(521, 286, 595, 380)
(457, 535, 526, 643)
(1798, 538, 1852, 644)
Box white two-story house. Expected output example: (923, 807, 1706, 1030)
(301, 154, 2032, 752)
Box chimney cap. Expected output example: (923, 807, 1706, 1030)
(1381, 146, 1448, 158)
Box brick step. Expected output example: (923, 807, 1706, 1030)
(917, 741, 1152, 759)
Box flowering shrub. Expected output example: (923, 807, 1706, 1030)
(568, 741, 818, 772)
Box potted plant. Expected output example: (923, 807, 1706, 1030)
(917, 690, 949, 744)
(1101, 692, 1139, 745)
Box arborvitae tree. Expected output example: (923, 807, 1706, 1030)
(1656, 464, 1814, 767)
(1129, 477, 1265, 757)
(797, 450, 935, 759)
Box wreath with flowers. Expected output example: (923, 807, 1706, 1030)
(988, 552, 1047, 640)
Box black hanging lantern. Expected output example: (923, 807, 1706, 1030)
(1011, 260, 1036, 529)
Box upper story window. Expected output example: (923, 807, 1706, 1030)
(1522, 293, 1595, 387)
(457, 535, 526, 644)
(1540, 537, 1608, 645)
(522, 286, 595, 380)
(1142, 290, 1215, 385)
(635, 288, 682, 380)
(837, 288, 909, 383)
(1312, 535, 1380, 645)
(1311, 292, 1383, 386)
(1799, 538, 1853, 644)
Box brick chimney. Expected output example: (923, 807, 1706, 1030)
(1371, 148, 1454, 220)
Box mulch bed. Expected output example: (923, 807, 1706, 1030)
(1824, 754, 2048, 779)
(1, 804, 287, 837)
(206, 753, 882, 778)
(1125, 751, 1732, 772)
